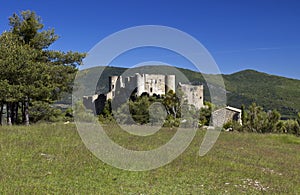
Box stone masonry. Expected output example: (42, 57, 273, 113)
(83, 73, 204, 114)
(106, 73, 176, 99)
(177, 82, 204, 110)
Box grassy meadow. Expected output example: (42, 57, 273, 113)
(0, 123, 299, 194)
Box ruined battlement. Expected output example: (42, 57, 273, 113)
(83, 73, 204, 114)
(107, 73, 176, 99)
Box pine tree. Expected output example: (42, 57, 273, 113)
(0, 10, 86, 125)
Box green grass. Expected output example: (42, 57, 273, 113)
(0, 123, 299, 194)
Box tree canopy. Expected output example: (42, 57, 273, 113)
(0, 10, 86, 125)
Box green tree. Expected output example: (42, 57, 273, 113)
(242, 103, 266, 132)
(130, 96, 150, 124)
(242, 103, 281, 133)
(163, 90, 180, 118)
(241, 104, 247, 125)
(199, 102, 212, 126)
(0, 10, 85, 125)
(0, 32, 37, 125)
(283, 119, 300, 135)
(264, 110, 281, 133)
(98, 99, 114, 124)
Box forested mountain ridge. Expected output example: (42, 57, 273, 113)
(223, 69, 300, 118)
(78, 66, 300, 118)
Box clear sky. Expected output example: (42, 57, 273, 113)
(1, 0, 300, 79)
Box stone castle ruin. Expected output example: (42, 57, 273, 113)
(82, 72, 242, 126)
(83, 73, 204, 115)
(107, 73, 176, 99)
(177, 82, 204, 109)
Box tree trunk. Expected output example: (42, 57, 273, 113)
(11, 102, 15, 125)
(11, 102, 19, 125)
(24, 97, 29, 126)
(15, 102, 19, 125)
(0, 102, 3, 126)
(22, 101, 25, 124)
(7, 102, 12, 126)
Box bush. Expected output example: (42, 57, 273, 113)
(30, 101, 64, 123)
(223, 120, 242, 132)
(98, 114, 115, 124)
(73, 101, 97, 123)
(283, 119, 300, 136)
(163, 115, 180, 128)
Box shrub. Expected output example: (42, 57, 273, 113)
(223, 120, 242, 132)
(283, 119, 300, 136)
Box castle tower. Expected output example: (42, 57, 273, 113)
(108, 76, 122, 99)
(136, 73, 145, 96)
(109, 76, 119, 92)
(177, 83, 204, 110)
(165, 75, 176, 93)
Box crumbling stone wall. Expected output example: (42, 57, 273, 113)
(108, 73, 176, 98)
(177, 82, 204, 110)
(83, 74, 204, 115)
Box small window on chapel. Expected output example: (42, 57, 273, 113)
(150, 87, 153, 93)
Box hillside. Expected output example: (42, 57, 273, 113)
(77, 66, 300, 118)
(223, 70, 300, 118)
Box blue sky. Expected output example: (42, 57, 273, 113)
(1, 0, 300, 79)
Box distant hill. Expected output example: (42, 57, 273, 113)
(76, 66, 300, 118)
(223, 69, 300, 118)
